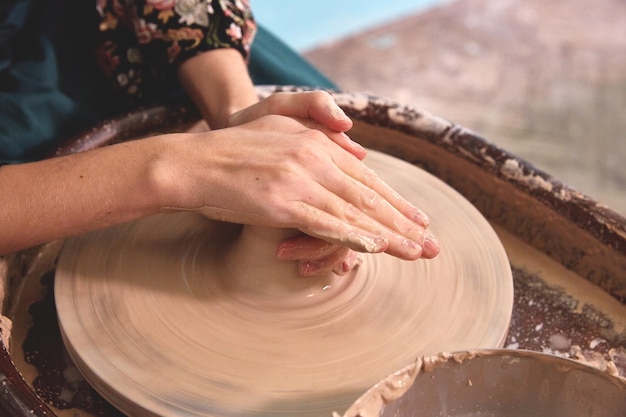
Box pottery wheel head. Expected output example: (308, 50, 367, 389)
(54, 150, 513, 417)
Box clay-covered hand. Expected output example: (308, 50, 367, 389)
(162, 115, 439, 263)
(228, 91, 371, 275)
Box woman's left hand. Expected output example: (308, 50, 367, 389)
(228, 91, 367, 160)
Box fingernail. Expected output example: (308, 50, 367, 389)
(423, 233, 440, 258)
(403, 239, 423, 259)
(331, 103, 350, 121)
(413, 208, 430, 227)
(342, 132, 366, 152)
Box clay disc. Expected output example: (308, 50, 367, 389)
(55, 150, 513, 417)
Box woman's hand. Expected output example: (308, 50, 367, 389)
(162, 115, 439, 264)
(228, 91, 367, 160)
(228, 91, 373, 275)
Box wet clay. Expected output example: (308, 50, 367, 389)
(53, 150, 513, 417)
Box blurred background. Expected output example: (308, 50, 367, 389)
(253, 0, 626, 215)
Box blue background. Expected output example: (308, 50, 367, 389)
(252, 0, 446, 51)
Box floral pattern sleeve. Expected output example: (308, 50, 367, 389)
(96, 0, 257, 103)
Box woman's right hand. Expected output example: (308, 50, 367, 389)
(228, 91, 366, 160)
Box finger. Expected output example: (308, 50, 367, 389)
(267, 92, 366, 159)
(337, 250, 363, 275)
(271, 91, 353, 132)
(328, 150, 431, 228)
(294, 193, 424, 260)
(298, 246, 352, 277)
(230, 93, 367, 160)
(332, 177, 439, 258)
(306, 153, 431, 243)
(282, 152, 437, 259)
(292, 201, 390, 255)
(421, 234, 441, 259)
(283, 183, 417, 259)
(232, 91, 352, 130)
(276, 233, 360, 277)
(296, 126, 438, 258)
(294, 125, 429, 229)
(276, 234, 339, 260)
(329, 131, 367, 161)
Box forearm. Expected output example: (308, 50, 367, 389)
(0, 138, 171, 254)
(177, 48, 259, 129)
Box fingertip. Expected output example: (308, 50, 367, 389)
(341, 132, 367, 160)
(341, 252, 363, 273)
(350, 234, 388, 254)
(275, 243, 292, 260)
(422, 233, 441, 259)
(412, 207, 430, 228)
(335, 115, 354, 130)
(327, 99, 353, 126)
(402, 239, 424, 260)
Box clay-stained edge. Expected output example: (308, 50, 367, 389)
(339, 349, 626, 417)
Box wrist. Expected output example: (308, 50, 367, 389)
(145, 132, 220, 212)
(143, 134, 191, 211)
(177, 49, 258, 130)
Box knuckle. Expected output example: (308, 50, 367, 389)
(291, 140, 327, 166)
(342, 202, 363, 223)
(360, 166, 379, 186)
(265, 92, 290, 114)
(301, 126, 326, 142)
(293, 202, 325, 230)
(309, 90, 332, 104)
(358, 188, 381, 212)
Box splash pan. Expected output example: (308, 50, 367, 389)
(343, 349, 626, 417)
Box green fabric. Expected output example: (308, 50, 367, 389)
(0, 1, 338, 164)
(0, 0, 118, 164)
(248, 26, 337, 90)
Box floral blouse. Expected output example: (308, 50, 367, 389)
(95, 0, 257, 103)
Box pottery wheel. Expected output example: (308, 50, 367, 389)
(55, 150, 513, 417)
